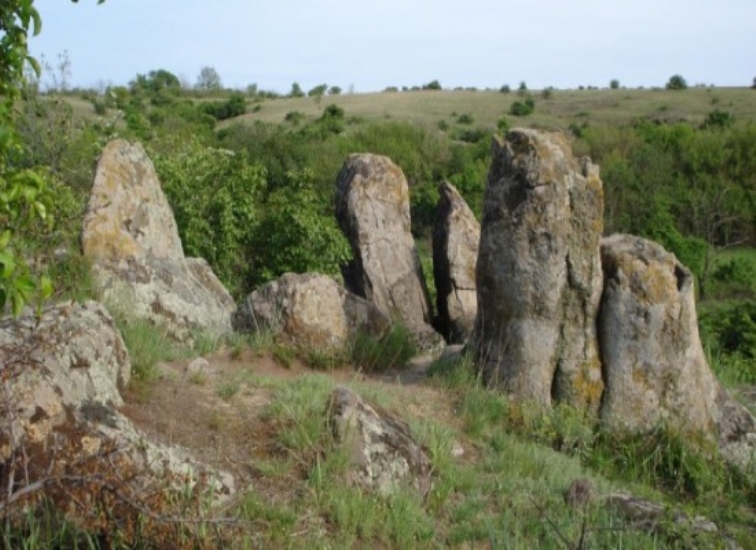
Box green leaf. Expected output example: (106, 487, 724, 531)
(40, 276, 53, 300)
(33, 201, 46, 220)
(15, 275, 36, 294)
(0, 251, 16, 278)
(11, 292, 25, 317)
(0, 229, 11, 249)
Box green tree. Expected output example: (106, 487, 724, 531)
(289, 82, 305, 97)
(1, 1, 105, 314)
(666, 74, 688, 90)
(307, 83, 328, 97)
(610, 79, 620, 89)
(195, 66, 223, 91)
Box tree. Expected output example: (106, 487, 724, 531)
(0, 1, 108, 314)
(132, 69, 181, 94)
(307, 84, 328, 97)
(666, 74, 688, 90)
(289, 82, 305, 97)
(610, 79, 620, 89)
(751, 77, 756, 89)
(328, 85, 341, 95)
(195, 66, 223, 91)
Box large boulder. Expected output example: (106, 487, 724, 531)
(82, 139, 235, 341)
(335, 154, 440, 349)
(471, 130, 605, 411)
(598, 234, 720, 434)
(328, 386, 432, 497)
(234, 272, 391, 349)
(433, 181, 480, 344)
(0, 301, 234, 505)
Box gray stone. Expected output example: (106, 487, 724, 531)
(433, 181, 480, 344)
(471, 130, 604, 411)
(234, 272, 391, 349)
(598, 234, 720, 435)
(0, 301, 234, 506)
(328, 386, 432, 497)
(335, 153, 440, 349)
(82, 139, 235, 342)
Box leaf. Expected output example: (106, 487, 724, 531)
(11, 291, 25, 317)
(14, 275, 36, 294)
(40, 276, 53, 300)
(0, 230, 11, 249)
(33, 201, 46, 220)
(0, 251, 16, 278)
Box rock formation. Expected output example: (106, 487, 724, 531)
(598, 234, 720, 434)
(335, 153, 440, 349)
(471, 129, 604, 411)
(328, 386, 432, 497)
(433, 181, 480, 344)
(0, 301, 234, 505)
(82, 139, 235, 341)
(234, 272, 391, 349)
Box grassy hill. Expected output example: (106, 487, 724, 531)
(226, 86, 756, 131)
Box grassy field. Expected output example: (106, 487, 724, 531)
(225, 86, 756, 131)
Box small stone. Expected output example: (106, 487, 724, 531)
(186, 357, 210, 375)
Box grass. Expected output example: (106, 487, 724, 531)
(350, 322, 417, 373)
(220, 87, 756, 133)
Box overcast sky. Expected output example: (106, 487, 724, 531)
(29, 0, 756, 93)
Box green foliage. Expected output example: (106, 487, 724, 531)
(701, 109, 735, 130)
(201, 92, 246, 120)
(289, 82, 304, 98)
(130, 69, 181, 95)
(328, 85, 342, 95)
(195, 65, 222, 91)
(423, 79, 442, 90)
(456, 113, 474, 125)
(249, 169, 350, 285)
(499, 84, 511, 93)
(350, 323, 417, 372)
(307, 83, 328, 97)
(509, 96, 535, 116)
(700, 302, 756, 360)
(152, 142, 265, 296)
(610, 79, 620, 89)
(666, 74, 689, 90)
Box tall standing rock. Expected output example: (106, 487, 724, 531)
(433, 181, 480, 344)
(598, 234, 720, 434)
(335, 154, 439, 348)
(471, 130, 604, 411)
(82, 140, 235, 341)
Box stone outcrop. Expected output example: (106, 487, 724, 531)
(328, 386, 432, 497)
(0, 301, 234, 505)
(433, 181, 480, 344)
(82, 139, 235, 341)
(335, 153, 440, 349)
(234, 272, 391, 349)
(598, 234, 720, 434)
(471, 129, 604, 411)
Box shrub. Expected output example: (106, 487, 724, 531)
(497, 116, 510, 133)
(456, 113, 474, 125)
(308, 84, 328, 97)
(201, 93, 247, 120)
(328, 85, 342, 95)
(285, 110, 305, 125)
(499, 84, 511, 93)
(666, 74, 688, 90)
(610, 79, 620, 89)
(423, 80, 442, 90)
(350, 323, 417, 372)
(509, 96, 535, 116)
(541, 87, 554, 99)
(701, 109, 735, 130)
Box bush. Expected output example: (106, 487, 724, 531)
(701, 109, 735, 130)
(499, 84, 511, 93)
(456, 113, 473, 125)
(610, 79, 620, 89)
(202, 93, 247, 120)
(350, 323, 417, 372)
(666, 74, 688, 90)
(423, 80, 442, 90)
(509, 96, 535, 116)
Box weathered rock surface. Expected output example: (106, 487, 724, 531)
(598, 234, 720, 434)
(471, 129, 604, 411)
(82, 139, 235, 341)
(335, 153, 440, 349)
(433, 181, 480, 344)
(0, 301, 234, 505)
(715, 387, 756, 475)
(234, 272, 391, 349)
(328, 386, 432, 497)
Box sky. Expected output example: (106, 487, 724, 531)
(29, 0, 756, 94)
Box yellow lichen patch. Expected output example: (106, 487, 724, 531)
(571, 357, 604, 410)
